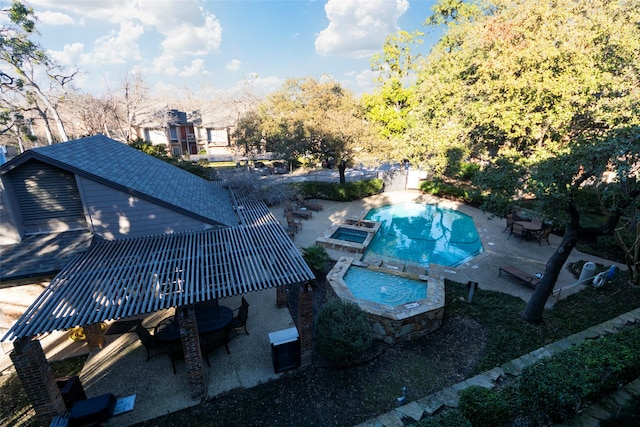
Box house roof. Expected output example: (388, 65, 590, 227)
(0, 231, 93, 281)
(0, 135, 237, 227)
(2, 195, 314, 341)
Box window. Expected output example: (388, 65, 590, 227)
(144, 129, 151, 142)
(169, 126, 178, 140)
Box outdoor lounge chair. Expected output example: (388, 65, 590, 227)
(296, 195, 323, 211)
(498, 265, 540, 289)
(284, 202, 312, 220)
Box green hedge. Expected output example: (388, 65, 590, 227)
(418, 180, 484, 206)
(517, 325, 640, 423)
(458, 386, 510, 427)
(295, 179, 383, 201)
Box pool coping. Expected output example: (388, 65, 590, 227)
(316, 220, 381, 254)
(327, 257, 445, 322)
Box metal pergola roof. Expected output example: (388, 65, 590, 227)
(3, 196, 314, 341)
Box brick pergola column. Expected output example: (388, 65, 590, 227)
(276, 285, 288, 308)
(177, 306, 207, 400)
(10, 337, 66, 426)
(297, 283, 313, 367)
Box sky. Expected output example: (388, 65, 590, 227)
(17, 0, 443, 98)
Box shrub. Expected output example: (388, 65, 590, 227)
(458, 162, 481, 180)
(302, 246, 332, 288)
(458, 386, 510, 427)
(414, 409, 472, 427)
(295, 179, 383, 201)
(518, 325, 640, 423)
(316, 299, 372, 367)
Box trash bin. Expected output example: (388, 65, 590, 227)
(268, 327, 300, 374)
(579, 262, 596, 286)
(56, 375, 87, 410)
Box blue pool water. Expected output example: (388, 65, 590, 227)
(343, 267, 427, 306)
(363, 202, 483, 267)
(330, 227, 368, 243)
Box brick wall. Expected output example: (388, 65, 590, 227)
(10, 337, 66, 425)
(297, 287, 313, 367)
(177, 307, 207, 399)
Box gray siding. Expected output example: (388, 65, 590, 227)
(78, 176, 211, 239)
(0, 178, 21, 244)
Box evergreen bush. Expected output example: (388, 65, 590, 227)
(295, 179, 383, 201)
(458, 386, 509, 427)
(316, 299, 372, 367)
(415, 409, 472, 427)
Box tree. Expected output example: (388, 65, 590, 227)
(1, 1, 76, 144)
(259, 77, 376, 183)
(415, 0, 640, 321)
(232, 110, 264, 163)
(362, 30, 423, 163)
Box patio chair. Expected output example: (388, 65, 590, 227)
(296, 195, 323, 211)
(135, 320, 168, 362)
(530, 224, 553, 246)
(508, 222, 525, 240)
(229, 297, 250, 336)
(201, 326, 230, 356)
(285, 212, 303, 232)
(503, 214, 514, 233)
(498, 265, 540, 289)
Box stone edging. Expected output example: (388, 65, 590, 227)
(353, 307, 640, 427)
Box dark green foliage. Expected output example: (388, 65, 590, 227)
(302, 246, 331, 288)
(418, 180, 484, 206)
(458, 386, 510, 427)
(518, 325, 640, 422)
(129, 140, 212, 180)
(316, 299, 372, 367)
(458, 162, 481, 180)
(295, 179, 383, 201)
(414, 409, 472, 427)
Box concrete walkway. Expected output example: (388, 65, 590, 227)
(0, 190, 624, 425)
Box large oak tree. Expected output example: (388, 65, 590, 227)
(414, 0, 640, 322)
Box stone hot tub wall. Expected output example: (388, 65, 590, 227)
(326, 257, 445, 344)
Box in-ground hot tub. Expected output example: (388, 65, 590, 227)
(327, 257, 444, 344)
(316, 219, 381, 253)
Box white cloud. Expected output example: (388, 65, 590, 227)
(48, 42, 85, 65)
(159, 14, 222, 59)
(91, 20, 144, 64)
(36, 10, 75, 25)
(315, 0, 409, 57)
(226, 59, 242, 71)
(178, 59, 208, 77)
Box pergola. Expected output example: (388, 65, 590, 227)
(3, 192, 315, 421)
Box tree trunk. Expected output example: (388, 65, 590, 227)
(338, 160, 347, 184)
(521, 224, 580, 323)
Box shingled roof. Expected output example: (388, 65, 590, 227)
(0, 135, 237, 227)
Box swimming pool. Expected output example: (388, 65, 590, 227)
(363, 202, 483, 268)
(343, 266, 426, 306)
